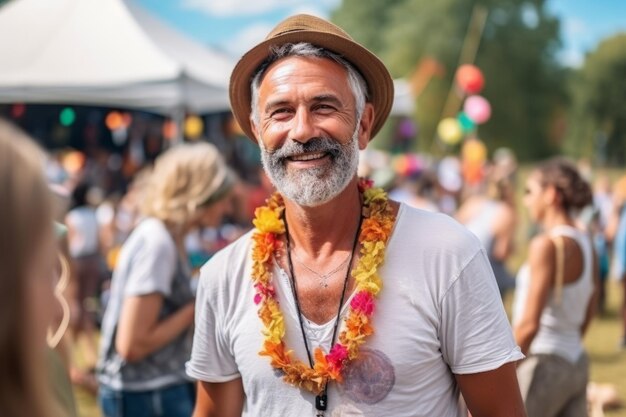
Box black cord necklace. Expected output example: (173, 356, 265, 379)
(283, 210, 363, 416)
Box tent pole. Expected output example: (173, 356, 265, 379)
(172, 107, 185, 145)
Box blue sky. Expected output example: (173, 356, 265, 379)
(136, 0, 626, 68)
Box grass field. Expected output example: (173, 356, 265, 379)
(584, 281, 626, 416)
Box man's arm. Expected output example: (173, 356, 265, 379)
(193, 379, 245, 417)
(456, 363, 526, 417)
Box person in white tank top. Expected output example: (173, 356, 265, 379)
(513, 158, 599, 417)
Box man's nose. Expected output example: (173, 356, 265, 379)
(289, 108, 317, 144)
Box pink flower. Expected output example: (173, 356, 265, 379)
(358, 178, 374, 192)
(254, 283, 276, 304)
(327, 343, 349, 370)
(350, 291, 375, 316)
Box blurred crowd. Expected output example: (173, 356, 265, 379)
(5, 114, 626, 416)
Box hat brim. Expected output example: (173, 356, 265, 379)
(229, 30, 394, 143)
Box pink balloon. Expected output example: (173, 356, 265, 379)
(463, 95, 491, 124)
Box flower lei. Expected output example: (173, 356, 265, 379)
(251, 179, 395, 394)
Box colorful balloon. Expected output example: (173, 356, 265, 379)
(162, 120, 178, 141)
(393, 153, 422, 177)
(463, 95, 491, 124)
(457, 112, 475, 133)
(455, 64, 485, 94)
(105, 111, 123, 131)
(462, 138, 487, 163)
(437, 118, 463, 145)
(461, 138, 488, 186)
(184, 115, 204, 139)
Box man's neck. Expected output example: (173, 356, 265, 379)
(282, 178, 362, 258)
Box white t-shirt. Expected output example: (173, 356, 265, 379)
(66, 206, 99, 257)
(98, 218, 194, 391)
(187, 204, 523, 416)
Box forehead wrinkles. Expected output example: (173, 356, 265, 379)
(258, 57, 352, 106)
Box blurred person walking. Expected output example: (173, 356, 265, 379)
(456, 175, 517, 298)
(513, 158, 599, 417)
(605, 174, 626, 345)
(0, 119, 60, 417)
(97, 142, 235, 417)
(65, 181, 102, 382)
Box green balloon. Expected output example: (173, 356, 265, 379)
(457, 112, 475, 133)
(60, 107, 76, 127)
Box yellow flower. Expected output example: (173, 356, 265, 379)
(363, 187, 386, 205)
(253, 206, 285, 234)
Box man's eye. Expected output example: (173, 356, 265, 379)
(270, 108, 291, 118)
(315, 104, 335, 112)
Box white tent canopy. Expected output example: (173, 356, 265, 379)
(0, 0, 234, 114)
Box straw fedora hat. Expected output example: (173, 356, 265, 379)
(229, 14, 394, 143)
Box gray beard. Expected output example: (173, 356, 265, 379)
(260, 128, 360, 207)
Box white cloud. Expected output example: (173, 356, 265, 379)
(558, 17, 590, 68)
(288, 5, 328, 18)
(183, 0, 297, 16)
(315, 0, 341, 10)
(557, 48, 584, 68)
(520, 3, 539, 29)
(223, 23, 275, 56)
(563, 17, 588, 37)
(182, 0, 340, 17)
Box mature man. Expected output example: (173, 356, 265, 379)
(187, 14, 526, 417)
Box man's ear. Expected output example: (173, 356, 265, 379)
(358, 103, 375, 150)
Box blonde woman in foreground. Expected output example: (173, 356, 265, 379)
(0, 119, 59, 417)
(97, 142, 235, 417)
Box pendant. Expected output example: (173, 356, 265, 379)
(316, 394, 327, 411)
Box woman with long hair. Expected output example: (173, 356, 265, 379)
(97, 142, 235, 417)
(0, 120, 58, 417)
(513, 158, 599, 417)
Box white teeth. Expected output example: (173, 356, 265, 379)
(290, 152, 326, 161)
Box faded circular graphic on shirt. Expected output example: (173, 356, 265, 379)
(339, 348, 395, 405)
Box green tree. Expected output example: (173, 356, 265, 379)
(332, 0, 567, 160)
(565, 34, 626, 165)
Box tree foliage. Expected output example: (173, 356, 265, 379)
(565, 34, 626, 164)
(332, 0, 567, 160)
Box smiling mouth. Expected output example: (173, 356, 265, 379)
(287, 152, 328, 162)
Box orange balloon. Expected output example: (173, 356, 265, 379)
(162, 120, 178, 140)
(63, 151, 85, 174)
(105, 111, 123, 131)
(462, 138, 487, 163)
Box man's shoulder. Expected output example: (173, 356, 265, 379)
(396, 204, 479, 249)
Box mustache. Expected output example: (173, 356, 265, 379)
(266, 137, 344, 161)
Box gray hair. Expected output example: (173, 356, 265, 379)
(250, 42, 368, 127)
